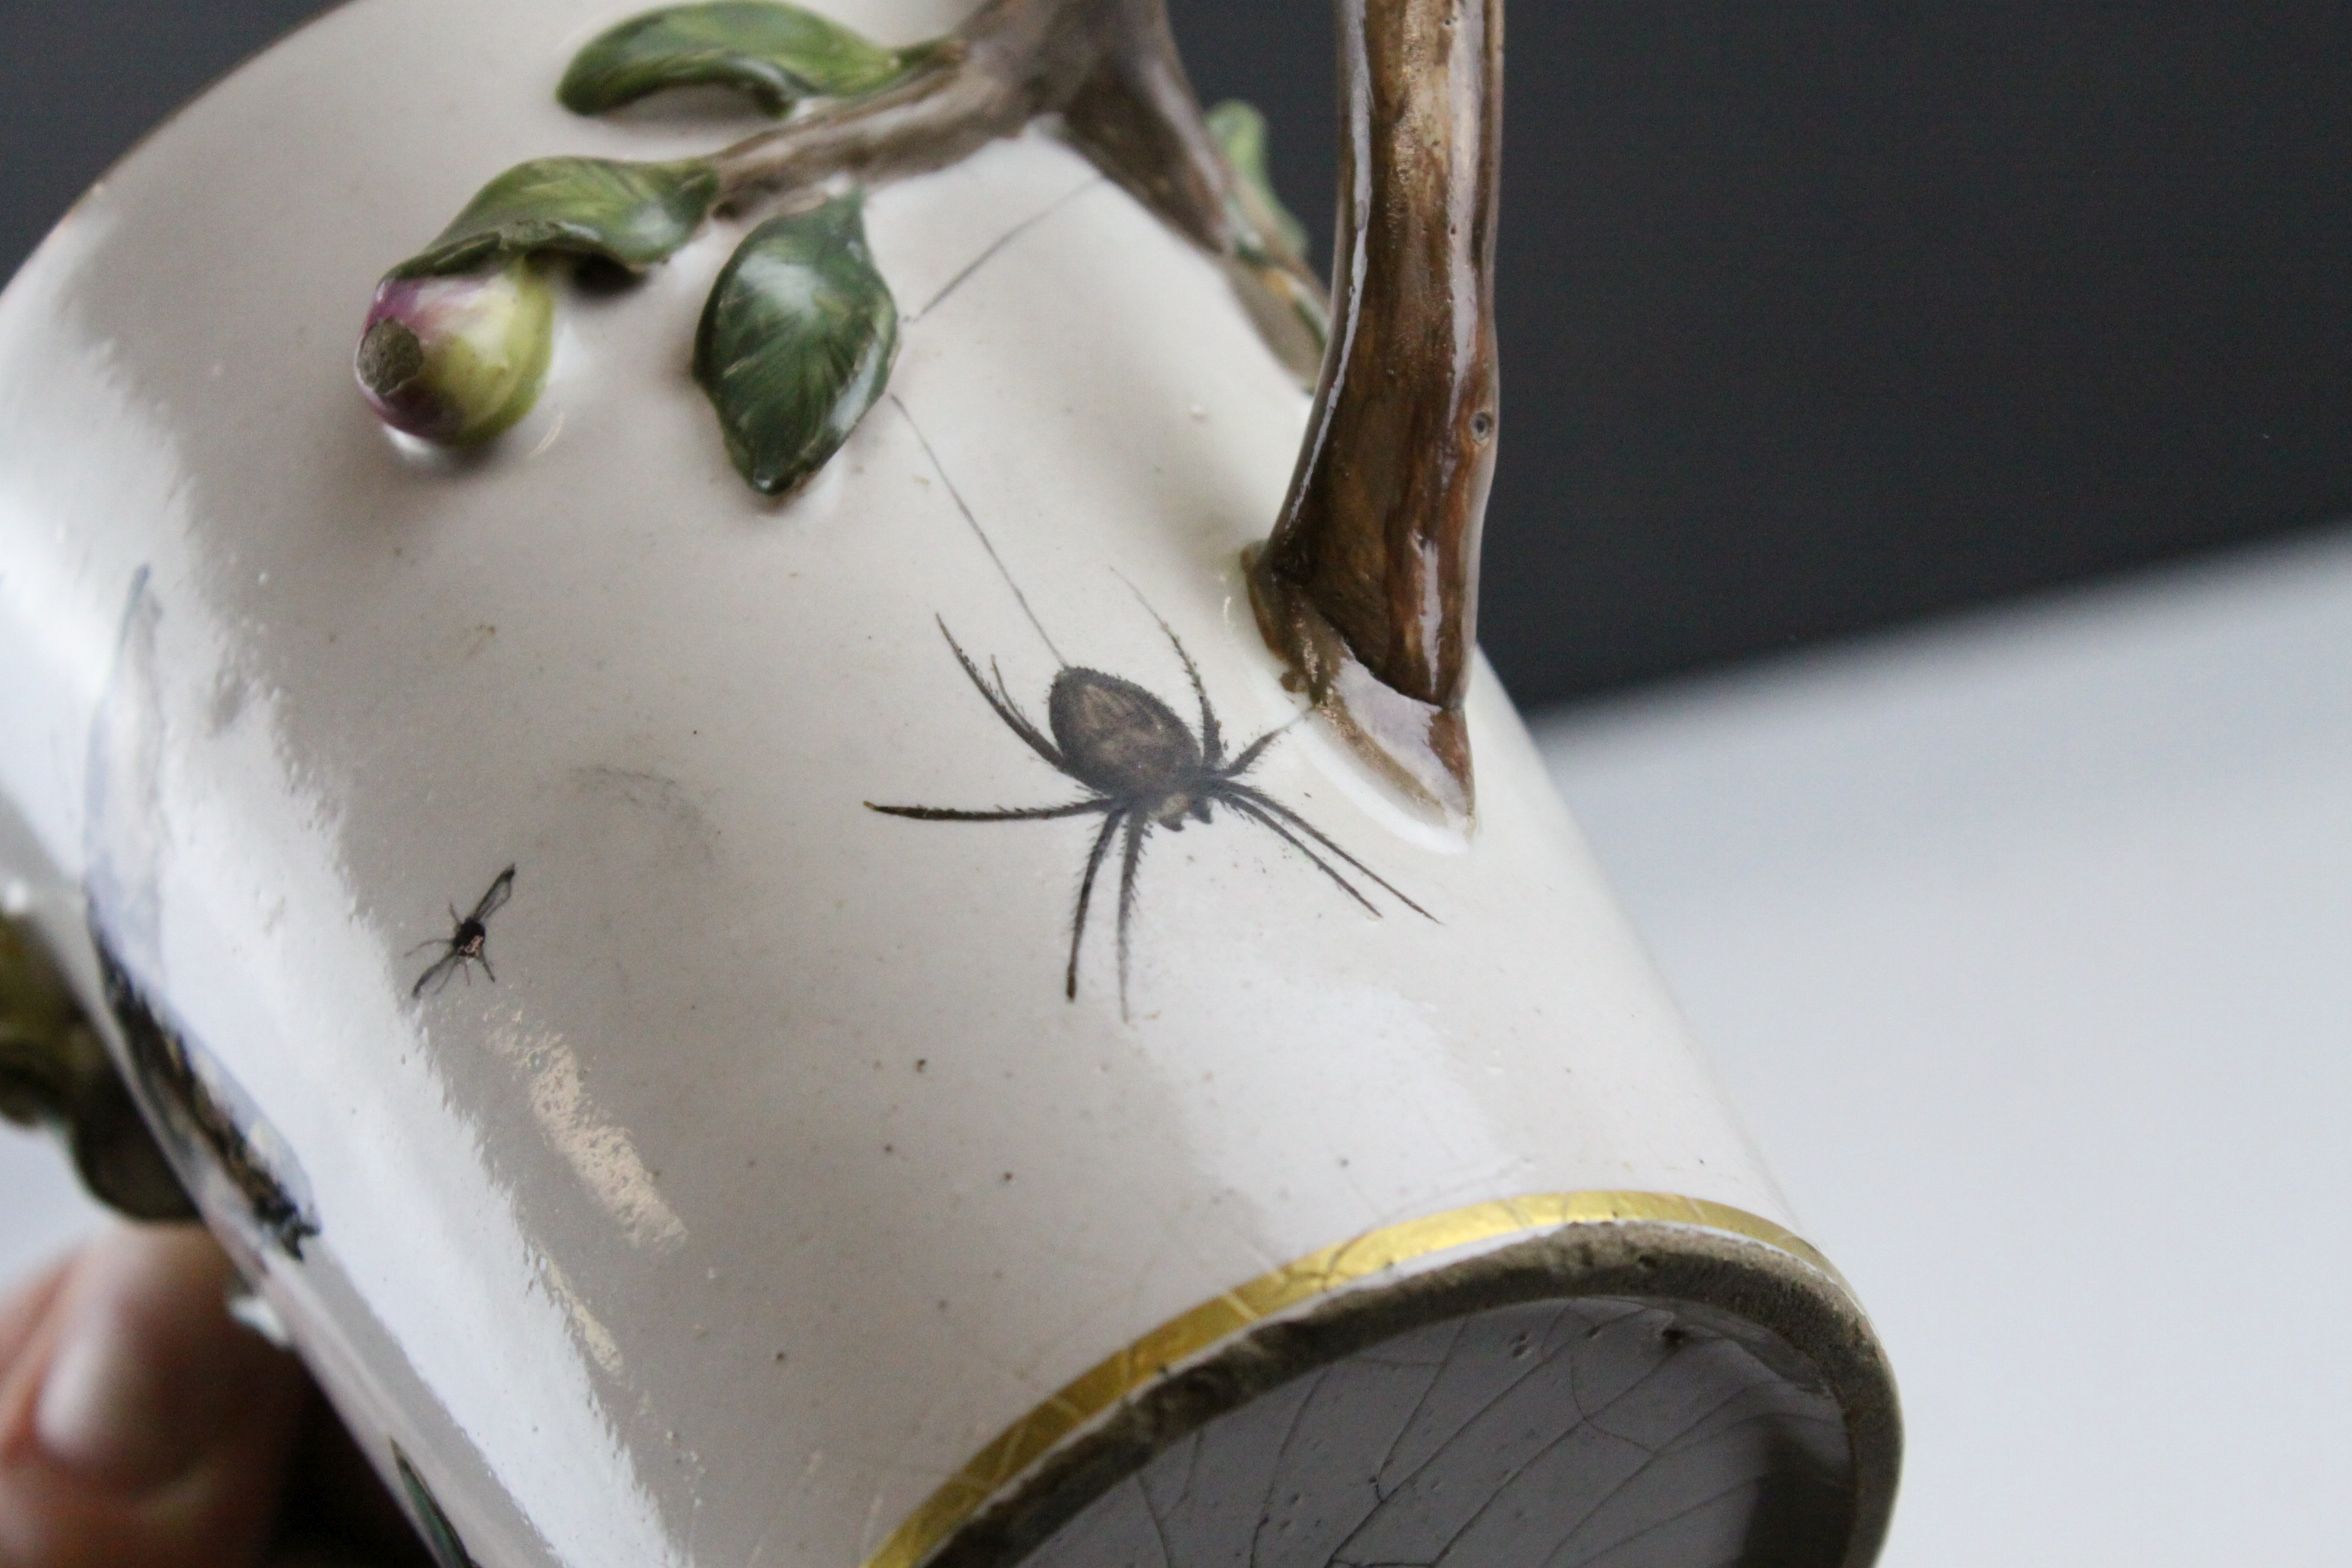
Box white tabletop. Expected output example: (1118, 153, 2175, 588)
(6, 528, 2348, 1562)
(1541, 526, 2352, 1566)
(0, 1116, 91, 1284)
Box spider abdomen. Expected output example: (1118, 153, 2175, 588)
(1049, 668, 1204, 796)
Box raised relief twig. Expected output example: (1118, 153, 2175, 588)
(354, 0, 1324, 495)
(1251, 0, 1503, 820)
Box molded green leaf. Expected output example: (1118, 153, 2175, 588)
(1207, 100, 1309, 260)
(694, 195, 899, 496)
(559, 2, 921, 116)
(396, 157, 720, 277)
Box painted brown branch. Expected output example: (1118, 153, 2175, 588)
(708, 3, 1069, 202)
(1251, 0, 1503, 819)
(1054, 0, 1230, 253)
(707, 0, 1324, 374)
(1062, 2, 1329, 376)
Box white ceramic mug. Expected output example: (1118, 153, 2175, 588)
(0, 1, 1899, 1563)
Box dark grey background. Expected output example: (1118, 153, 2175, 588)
(7, 2, 2348, 705)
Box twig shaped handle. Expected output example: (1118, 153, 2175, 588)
(1254, 0, 1503, 819)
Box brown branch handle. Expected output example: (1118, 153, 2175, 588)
(1253, 0, 1502, 819)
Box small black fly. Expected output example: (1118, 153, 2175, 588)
(409, 865, 516, 998)
(867, 612, 1430, 1018)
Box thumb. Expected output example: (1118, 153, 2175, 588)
(0, 1224, 305, 1568)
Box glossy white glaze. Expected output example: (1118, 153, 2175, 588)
(0, 2, 1806, 1563)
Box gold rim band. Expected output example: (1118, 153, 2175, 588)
(864, 1190, 1853, 1568)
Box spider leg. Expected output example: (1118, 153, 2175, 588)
(1066, 809, 1125, 1000)
(937, 619, 1065, 771)
(1115, 813, 1150, 1021)
(1220, 717, 1301, 780)
(1223, 783, 1434, 920)
(1121, 586, 1223, 767)
(988, 656, 1049, 750)
(1223, 795, 1381, 917)
(866, 798, 1112, 823)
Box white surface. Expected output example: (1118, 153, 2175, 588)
(1541, 527, 2352, 1566)
(0, 1127, 97, 1284)
(8, 524, 2348, 1562)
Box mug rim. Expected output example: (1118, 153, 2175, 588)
(877, 1190, 1902, 1568)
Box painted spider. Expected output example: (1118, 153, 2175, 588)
(409, 865, 516, 997)
(867, 613, 1430, 1016)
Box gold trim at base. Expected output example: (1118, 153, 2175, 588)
(864, 1191, 1890, 1568)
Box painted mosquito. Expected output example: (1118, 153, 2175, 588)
(867, 612, 1430, 1017)
(409, 865, 516, 998)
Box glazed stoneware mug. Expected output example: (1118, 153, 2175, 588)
(0, 0, 1901, 1564)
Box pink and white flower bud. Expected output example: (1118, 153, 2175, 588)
(354, 258, 554, 446)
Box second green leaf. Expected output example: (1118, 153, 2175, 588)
(694, 195, 900, 497)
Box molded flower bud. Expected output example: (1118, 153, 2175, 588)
(354, 259, 555, 446)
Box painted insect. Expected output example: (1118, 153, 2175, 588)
(867, 614, 1431, 1017)
(409, 865, 517, 997)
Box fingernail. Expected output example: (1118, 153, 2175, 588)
(29, 1230, 244, 1492)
